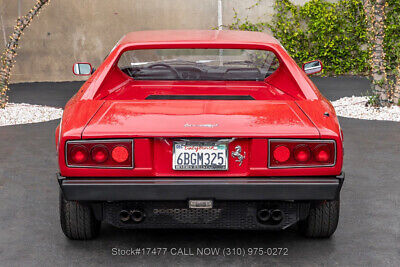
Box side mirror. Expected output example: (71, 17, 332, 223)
(302, 60, 323, 75)
(72, 62, 92, 76)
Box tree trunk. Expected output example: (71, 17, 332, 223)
(363, 0, 390, 104)
(394, 65, 400, 104)
(0, 0, 50, 108)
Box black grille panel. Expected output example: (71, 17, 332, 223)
(103, 201, 302, 230)
(153, 208, 222, 224)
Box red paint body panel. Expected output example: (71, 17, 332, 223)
(81, 100, 319, 138)
(57, 30, 343, 178)
(60, 99, 105, 139)
(98, 80, 297, 101)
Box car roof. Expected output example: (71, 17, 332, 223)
(118, 30, 281, 46)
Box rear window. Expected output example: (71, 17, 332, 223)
(118, 49, 279, 81)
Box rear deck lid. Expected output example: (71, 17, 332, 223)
(81, 100, 319, 138)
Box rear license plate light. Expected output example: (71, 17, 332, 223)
(188, 200, 213, 209)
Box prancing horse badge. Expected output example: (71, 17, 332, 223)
(231, 145, 246, 166)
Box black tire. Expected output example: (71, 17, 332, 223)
(59, 191, 101, 240)
(299, 199, 339, 238)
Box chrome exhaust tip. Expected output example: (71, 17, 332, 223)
(271, 209, 283, 222)
(119, 210, 131, 222)
(131, 209, 145, 223)
(257, 209, 271, 222)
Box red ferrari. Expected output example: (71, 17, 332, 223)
(56, 30, 344, 240)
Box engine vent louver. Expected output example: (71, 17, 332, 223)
(145, 95, 255, 100)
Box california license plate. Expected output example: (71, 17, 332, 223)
(173, 142, 228, 170)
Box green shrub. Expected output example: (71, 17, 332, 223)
(229, 0, 370, 75)
(385, 0, 400, 71)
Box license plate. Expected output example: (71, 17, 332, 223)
(173, 142, 228, 170)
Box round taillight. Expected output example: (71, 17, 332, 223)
(91, 145, 109, 163)
(314, 145, 331, 162)
(273, 145, 290, 163)
(112, 146, 129, 163)
(293, 145, 311, 163)
(70, 145, 89, 164)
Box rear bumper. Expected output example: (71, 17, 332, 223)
(58, 172, 344, 201)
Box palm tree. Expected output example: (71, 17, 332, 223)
(0, 0, 50, 108)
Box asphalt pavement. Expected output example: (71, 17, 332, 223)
(0, 77, 399, 266)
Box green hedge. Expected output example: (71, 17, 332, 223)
(385, 0, 400, 71)
(229, 0, 400, 76)
(270, 0, 370, 75)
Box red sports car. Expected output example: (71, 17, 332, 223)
(56, 30, 344, 240)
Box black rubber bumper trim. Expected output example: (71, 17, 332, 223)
(58, 172, 344, 201)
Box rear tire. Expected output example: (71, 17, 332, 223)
(59, 191, 101, 240)
(299, 199, 339, 238)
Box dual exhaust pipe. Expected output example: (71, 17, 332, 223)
(120, 208, 283, 224)
(119, 209, 145, 223)
(257, 209, 284, 224)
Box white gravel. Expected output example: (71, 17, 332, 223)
(332, 96, 400, 122)
(0, 103, 63, 127)
(0, 96, 399, 127)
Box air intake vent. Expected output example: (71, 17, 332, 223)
(145, 95, 255, 100)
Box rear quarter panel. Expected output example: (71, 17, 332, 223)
(295, 98, 343, 174)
